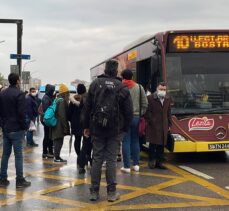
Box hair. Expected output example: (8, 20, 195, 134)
(8, 73, 20, 86)
(104, 59, 118, 77)
(77, 83, 86, 95)
(121, 69, 133, 80)
(30, 87, 36, 92)
(157, 80, 167, 87)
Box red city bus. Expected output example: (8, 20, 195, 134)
(90, 30, 229, 153)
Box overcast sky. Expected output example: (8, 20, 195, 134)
(0, 0, 229, 84)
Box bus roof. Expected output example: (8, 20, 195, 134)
(90, 29, 229, 70)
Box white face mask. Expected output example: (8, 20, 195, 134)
(31, 93, 37, 97)
(157, 90, 166, 98)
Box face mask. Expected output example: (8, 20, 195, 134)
(157, 90, 166, 98)
(31, 93, 37, 97)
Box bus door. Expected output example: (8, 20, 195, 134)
(136, 55, 162, 93)
(136, 58, 151, 90)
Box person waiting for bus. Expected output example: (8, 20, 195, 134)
(51, 84, 70, 163)
(68, 83, 92, 173)
(83, 60, 133, 202)
(120, 69, 148, 173)
(41, 84, 55, 159)
(26, 87, 39, 147)
(145, 81, 172, 170)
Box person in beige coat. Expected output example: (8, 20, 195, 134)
(51, 84, 70, 163)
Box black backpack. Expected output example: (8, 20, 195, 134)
(92, 79, 121, 131)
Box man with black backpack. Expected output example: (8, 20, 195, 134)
(83, 59, 133, 202)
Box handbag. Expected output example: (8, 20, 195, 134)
(29, 121, 37, 131)
(166, 131, 174, 152)
(138, 84, 146, 137)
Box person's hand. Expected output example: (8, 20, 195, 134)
(84, 128, 90, 138)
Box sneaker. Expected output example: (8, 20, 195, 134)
(27, 143, 38, 147)
(78, 168, 86, 174)
(133, 165, 140, 172)
(0, 178, 10, 187)
(90, 191, 99, 201)
(16, 178, 31, 188)
(47, 153, 54, 158)
(54, 157, 67, 163)
(42, 154, 48, 159)
(107, 191, 120, 202)
(120, 167, 131, 173)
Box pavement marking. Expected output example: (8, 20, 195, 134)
(1, 136, 229, 211)
(178, 165, 214, 180)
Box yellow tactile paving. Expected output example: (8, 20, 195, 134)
(0, 146, 228, 210)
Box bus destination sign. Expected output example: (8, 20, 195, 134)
(168, 33, 229, 52)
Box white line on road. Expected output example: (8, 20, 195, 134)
(179, 165, 214, 180)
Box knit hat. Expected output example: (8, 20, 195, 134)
(59, 84, 69, 94)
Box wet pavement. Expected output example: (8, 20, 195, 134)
(0, 124, 229, 210)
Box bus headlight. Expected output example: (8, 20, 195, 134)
(172, 134, 186, 141)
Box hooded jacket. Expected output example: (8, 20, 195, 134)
(42, 84, 55, 112)
(82, 74, 133, 138)
(0, 85, 27, 132)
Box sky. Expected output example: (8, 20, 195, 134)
(0, 0, 229, 84)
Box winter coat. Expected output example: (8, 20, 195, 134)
(42, 85, 55, 112)
(68, 95, 81, 135)
(51, 97, 70, 140)
(145, 92, 172, 146)
(0, 85, 27, 132)
(82, 74, 133, 138)
(26, 95, 38, 121)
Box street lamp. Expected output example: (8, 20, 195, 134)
(22, 59, 36, 72)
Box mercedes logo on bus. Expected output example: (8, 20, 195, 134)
(215, 126, 227, 140)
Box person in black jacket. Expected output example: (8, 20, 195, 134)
(68, 83, 92, 172)
(26, 87, 39, 147)
(83, 59, 133, 202)
(0, 73, 31, 188)
(41, 84, 55, 159)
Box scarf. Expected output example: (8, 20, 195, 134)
(122, 79, 136, 89)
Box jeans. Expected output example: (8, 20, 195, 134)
(148, 144, 164, 162)
(43, 125, 53, 155)
(122, 116, 140, 168)
(0, 130, 24, 180)
(90, 134, 122, 192)
(26, 130, 34, 145)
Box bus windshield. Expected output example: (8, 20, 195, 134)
(166, 52, 229, 115)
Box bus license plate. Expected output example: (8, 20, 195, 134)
(208, 143, 229, 150)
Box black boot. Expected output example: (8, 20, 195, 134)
(148, 160, 156, 169)
(155, 160, 167, 170)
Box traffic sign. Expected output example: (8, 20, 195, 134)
(10, 54, 31, 60)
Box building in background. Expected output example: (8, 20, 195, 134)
(71, 79, 90, 90)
